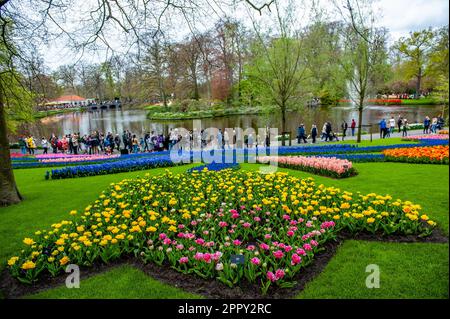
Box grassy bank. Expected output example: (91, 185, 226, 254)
(401, 98, 444, 106)
(34, 108, 84, 119)
(146, 104, 272, 120)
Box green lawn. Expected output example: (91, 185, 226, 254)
(329, 137, 416, 146)
(0, 161, 448, 299)
(298, 241, 449, 299)
(27, 264, 202, 299)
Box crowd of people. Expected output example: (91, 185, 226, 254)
(378, 114, 445, 138)
(16, 128, 273, 155)
(15, 114, 447, 155)
(296, 119, 357, 144)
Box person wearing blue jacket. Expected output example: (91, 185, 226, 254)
(379, 119, 387, 139)
(297, 124, 307, 144)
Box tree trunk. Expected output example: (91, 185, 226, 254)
(416, 67, 422, 99)
(192, 73, 199, 101)
(281, 106, 286, 146)
(357, 103, 363, 143)
(159, 78, 168, 108)
(0, 87, 22, 206)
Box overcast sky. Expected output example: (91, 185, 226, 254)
(41, 0, 449, 71)
(374, 0, 449, 40)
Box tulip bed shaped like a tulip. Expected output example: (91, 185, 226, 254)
(7, 170, 436, 294)
(258, 156, 356, 178)
(383, 145, 449, 164)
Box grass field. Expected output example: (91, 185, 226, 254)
(0, 161, 448, 299)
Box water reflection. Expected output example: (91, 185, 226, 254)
(14, 105, 443, 139)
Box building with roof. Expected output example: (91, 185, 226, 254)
(45, 95, 95, 107)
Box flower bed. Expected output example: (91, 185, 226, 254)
(438, 130, 449, 135)
(383, 145, 449, 164)
(8, 170, 435, 293)
(188, 162, 240, 173)
(48, 156, 179, 179)
(39, 155, 120, 163)
(258, 156, 356, 178)
(10, 153, 34, 158)
(317, 154, 386, 162)
(402, 135, 449, 141)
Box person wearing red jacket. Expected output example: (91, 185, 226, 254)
(350, 119, 356, 136)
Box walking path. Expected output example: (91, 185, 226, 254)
(13, 127, 448, 155)
(283, 128, 448, 146)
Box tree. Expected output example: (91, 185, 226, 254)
(55, 65, 78, 95)
(1, 45, 34, 205)
(180, 37, 202, 100)
(246, 0, 308, 145)
(302, 20, 346, 105)
(434, 75, 449, 121)
(335, 0, 388, 143)
(393, 28, 435, 98)
(141, 34, 170, 107)
(0, 0, 276, 206)
(428, 26, 449, 81)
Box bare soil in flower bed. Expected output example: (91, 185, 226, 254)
(1, 230, 447, 299)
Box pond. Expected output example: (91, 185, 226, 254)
(13, 104, 444, 139)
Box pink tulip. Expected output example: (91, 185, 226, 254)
(267, 271, 277, 282)
(291, 254, 302, 265)
(273, 250, 284, 259)
(203, 253, 212, 263)
(195, 238, 205, 245)
(275, 269, 285, 279)
(251, 257, 261, 265)
(159, 233, 167, 240)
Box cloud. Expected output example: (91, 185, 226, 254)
(375, 0, 449, 40)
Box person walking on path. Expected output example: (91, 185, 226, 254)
(350, 119, 356, 136)
(247, 133, 254, 148)
(217, 129, 223, 149)
(72, 133, 79, 155)
(50, 134, 58, 153)
(297, 124, 307, 144)
(132, 134, 139, 153)
(311, 124, 318, 144)
(27, 135, 36, 155)
(431, 117, 438, 133)
(402, 119, 409, 137)
(41, 137, 49, 154)
(341, 120, 348, 141)
(321, 123, 327, 141)
(389, 116, 396, 134)
(224, 130, 230, 149)
(397, 115, 403, 133)
(325, 122, 332, 142)
(379, 119, 387, 139)
(423, 116, 430, 134)
(18, 136, 27, 155)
